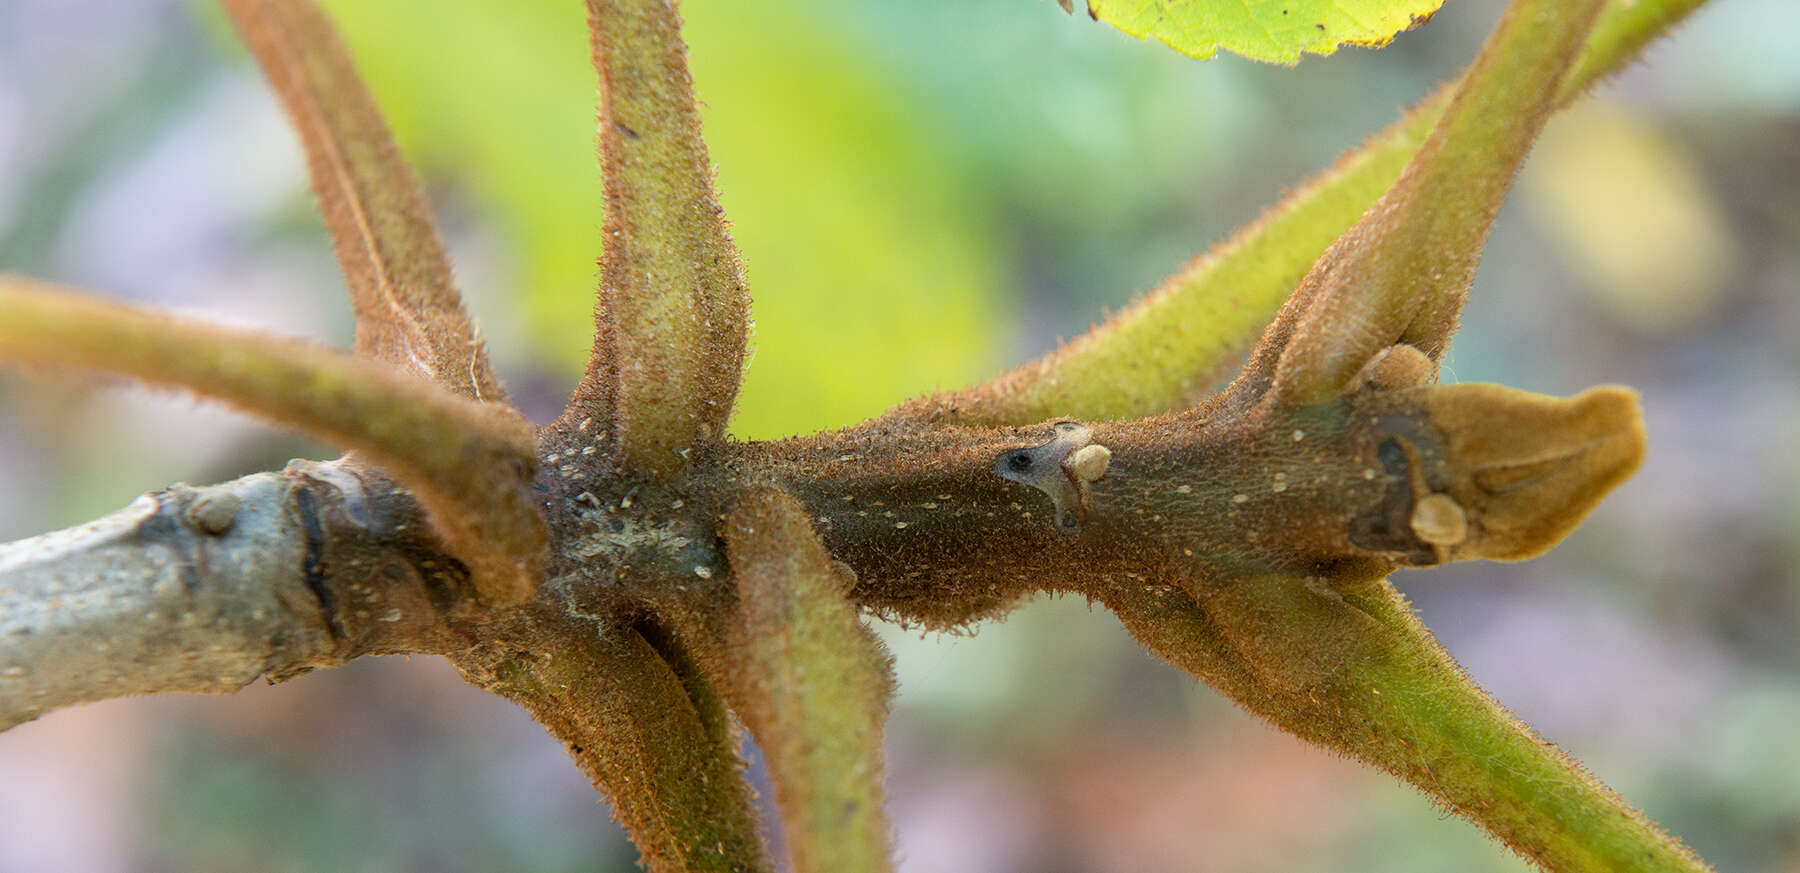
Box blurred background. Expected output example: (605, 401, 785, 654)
(1, 0, 1796, 870)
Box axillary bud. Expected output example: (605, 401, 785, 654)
(992, 421, 1111, 535)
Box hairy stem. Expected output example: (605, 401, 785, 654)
(566, 0, 751, 479)
(896, 0, 1709, 427)
(731, 379, 1643, 630)
(1267, 0, 1608, 405)
(716, 489, 896, 873)
(1103, 578, 1712, 873)
(456, 619, 772, 873)
(224, 0, 506, 401)
(0, 276, 546, 605)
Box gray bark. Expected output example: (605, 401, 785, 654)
(0, 458, 474, 730)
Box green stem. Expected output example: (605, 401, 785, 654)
(1104, 577, 1712, 873)
(460, 618, 772, 873)
(1268, 0, 1608, 404)
(896, 0, 1709, 427)
(717, 489, 896, 873)
(567, 0, 750, 478)
(0, 276, 545, 605)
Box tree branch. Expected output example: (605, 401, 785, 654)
(731, 380, 1643, 630)
(0, 459, 482, 731)
(0, 1, 1725, 870)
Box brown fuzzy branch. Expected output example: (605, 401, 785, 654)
(724, 379, 1643, 631)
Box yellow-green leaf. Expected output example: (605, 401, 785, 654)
(1079, 0, 1445, 64)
